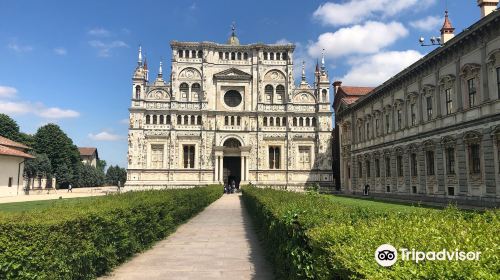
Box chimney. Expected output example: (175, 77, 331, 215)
(478, 0, 499, 18)
(333, 81, 342, 94)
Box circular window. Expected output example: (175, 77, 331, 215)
(224, 90, 242, 107)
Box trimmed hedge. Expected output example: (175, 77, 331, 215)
(0, 185, 222, 280)
(242, 186, 500, 280)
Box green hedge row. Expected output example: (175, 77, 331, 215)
(0, 185, 222, 280)
(242, 186, 499, 279)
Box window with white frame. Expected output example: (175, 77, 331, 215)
(183, 145, 195, 168)
(445, 88, 453, 115)
(298, 146, 311, 169)
(467, 78, 476, 107)
(269, 146, 280, 169)
(410, 103, 416, 126)
(151, 145, 164, 169)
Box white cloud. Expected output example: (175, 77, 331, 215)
(88, 131, 123, 141)
(339, 50, 424, 86)
(38, 107, 79, 119)
(88, 27, 111, 37)
(308, 21, 408, 58)
(0, 96, 79, 119)
(0, 86, 17, 98)
(89, 40, 128, 57)
(409, 15, 442, 31)
(53, 47, 67, 55)
(313, 0, 436, 26)
(7, 42, 33, 53)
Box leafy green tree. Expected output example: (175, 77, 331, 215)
(97, 159, 107, 173)
(0, 113, 21, 141)
(106, 165, 127, 186)
(33, 124, 80, 186)
(54, 163, 73, 188)
(24, 152, 52, 178)
(74, 163, 105, 187)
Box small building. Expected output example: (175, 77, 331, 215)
(0, 136, 34, 197)
(78, 147, 99, 167)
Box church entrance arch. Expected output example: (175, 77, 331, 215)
(223, 138, 242, 187)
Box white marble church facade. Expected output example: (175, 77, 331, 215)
(126, 31, 333, 189)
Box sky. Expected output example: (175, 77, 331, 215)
(0, 0, 489, 168)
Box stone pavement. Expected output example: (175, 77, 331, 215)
(101, 193, 274, 280)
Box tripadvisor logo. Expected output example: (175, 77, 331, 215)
(375, 244, 481, 267)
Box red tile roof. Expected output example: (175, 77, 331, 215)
(78, 147, 97, 156)
(0, 135, 29, 149)
(339, 86, 374, 96)
(0, 145, 34, 158)
(342, 96, 362, 105)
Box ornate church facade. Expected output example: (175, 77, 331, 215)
(126, 30, 333, 189)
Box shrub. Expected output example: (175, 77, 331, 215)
(242, 186, 499, 280)
(0, 185, 222, 280)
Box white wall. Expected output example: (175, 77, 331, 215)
(0, 155, 25, 197)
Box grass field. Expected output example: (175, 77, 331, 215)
(0, 196, 99, 213)
(328, 195, 443, 212)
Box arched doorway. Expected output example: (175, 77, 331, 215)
(223, 138, 241, 187)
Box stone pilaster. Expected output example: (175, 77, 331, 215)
(482, 129, 496, 195)
(435, 142, 446, 194)
(456, 135, 469, 194)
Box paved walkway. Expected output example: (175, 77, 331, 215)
(101, 193, 273, 280)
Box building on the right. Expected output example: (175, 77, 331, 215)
(334, 4, 500, 206)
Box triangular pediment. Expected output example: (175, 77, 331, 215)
(214, 68, 252, 80)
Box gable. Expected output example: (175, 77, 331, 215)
(213, 68, 252, 80)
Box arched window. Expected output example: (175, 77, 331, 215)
(282, 52, 287, 60)
(276, 85, 285, 103)
(270, 53, 274, 60)
(299, 117, 304, 126)
(166, 115, 171, 124)
(293, 118, 297, 126)
(237, 116, 241, 126)
(225, 116, 229, 125)
(312, 117, 316, 126)
(184, 115, 188, 125)
(225, 52, 229, 59)
(197, 50, 202, 58)
(263, 117, 268, 126)
(180, 83, 189, 101)
(223, 138, 241, 148)
(191, 50, 196, 58)
(231, 116, 235, 126)
(177, 115, 182, 124)
(135, 85, 141, 99)
(153, 115, 157, 124)
(276, 53, 280, 60)
(265, 85, 273, 103)
(237, 52, 242, 60)
(159, 115, 164, 124)
(219, 52, 223, 60)
(283, 118, 287, 126)
(231, 52, 235, 60)
(263, 52, 268, 60)
(322, 89, 327, 101)
(191, 83, 201, 101)
(185, 50, 190, 58)
(306, 118, 310, 126)
(244, 52, 248, 60)
(197, 116, 202, 125)
(178, 50, 183, 58)
(146, 115, 150, 124)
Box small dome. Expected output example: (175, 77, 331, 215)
(227, 34, 240, 45)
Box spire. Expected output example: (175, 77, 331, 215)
(138, 45, 143, 66)
(301, 60, 306, 82)
(321, 49, 326, 73)
(226, 22, 240, 45)
(440, 10, 455, 44)
(158, 61, 163, 77)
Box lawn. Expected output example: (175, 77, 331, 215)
(327, 195, 443, 212)
(0, 196, 99, 213)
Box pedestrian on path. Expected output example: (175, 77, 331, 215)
(68, 184, 73, 193)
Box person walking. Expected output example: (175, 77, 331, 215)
(68, 184, 73, 193)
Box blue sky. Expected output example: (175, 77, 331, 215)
(0, 0, 489, 168)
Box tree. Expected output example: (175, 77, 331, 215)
(97, 159, 107, 173)
(74, 163, 105, 187)
(24, 152, 52, 189)
(33, 124, 80, 186)
(0, 113, 21, 141)
(106, 165, 127, 186)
